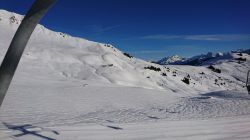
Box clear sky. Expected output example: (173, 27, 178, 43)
(1, 0, 250, 60)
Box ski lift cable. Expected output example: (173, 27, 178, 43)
(0, 0, 57, 107)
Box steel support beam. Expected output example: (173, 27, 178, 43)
(0, 0, 57, 107)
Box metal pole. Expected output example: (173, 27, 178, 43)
(0, 0, 57, 107)
(247, 70, 250, 94)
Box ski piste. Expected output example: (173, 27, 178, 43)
(0, 0, 57, 107)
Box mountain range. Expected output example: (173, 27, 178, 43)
(0, 9, 250, 140)
(158, 50, 249, 66)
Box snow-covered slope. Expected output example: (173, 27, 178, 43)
(0, 9, 164, 90)
(1, 9, 250, 140)
(1, 9, 249, 94)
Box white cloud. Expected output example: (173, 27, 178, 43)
(140, 35, 181, 40)
(86, 25, 121, 34)
(140, 34, 250, 41)
(131, 50, 169, 54)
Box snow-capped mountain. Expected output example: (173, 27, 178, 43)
(158, 51, 248, 66)
(1, 9, 250, 140)
(180, 52, 234, 65)
(0, 9, 249, 93)
(157, 55, 186, 65)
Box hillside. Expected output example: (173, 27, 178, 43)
(0, 9, 249, 93)
(0, 9, 250, 140)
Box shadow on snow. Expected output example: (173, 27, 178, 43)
(2, 122, 59, 140)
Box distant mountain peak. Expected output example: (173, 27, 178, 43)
(157, 55, 185, 65)
(157, 50, 250, 66)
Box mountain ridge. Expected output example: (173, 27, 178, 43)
(157, 50, 249, 66)
(0, 9, 249, 93)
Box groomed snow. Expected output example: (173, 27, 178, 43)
(0, 9, 250, 140)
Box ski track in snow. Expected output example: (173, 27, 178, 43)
(1, 78, 250, 140)
(1, 83, 250, 127)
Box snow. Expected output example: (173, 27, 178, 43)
(157, 55, 185, 65)
(2, 115, 250, 140)
(0, 9, 250, 139)
(158, 51, 236, 66)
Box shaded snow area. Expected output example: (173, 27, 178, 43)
(0, 10, 250, 140)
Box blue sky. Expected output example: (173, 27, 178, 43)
(1, 0, 250, 60)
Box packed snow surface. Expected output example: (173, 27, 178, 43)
(0, 9, 250, 140)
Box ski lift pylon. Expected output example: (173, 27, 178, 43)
(0, 0, 57, 107)
(247, 70, 250, 94)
